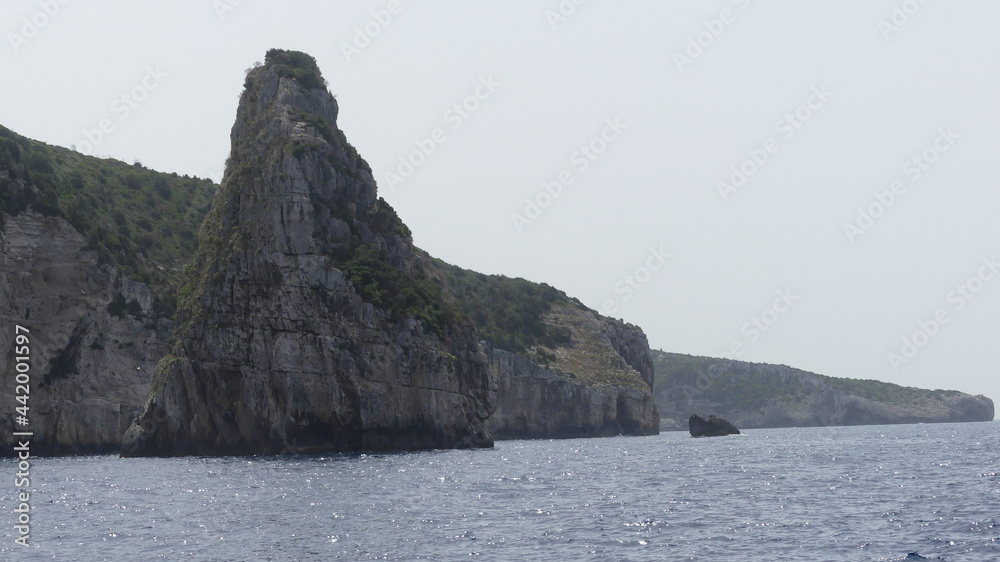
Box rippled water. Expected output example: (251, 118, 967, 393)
(2, 422, 998, 560)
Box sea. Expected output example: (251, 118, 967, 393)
(2, 421, 998, 561)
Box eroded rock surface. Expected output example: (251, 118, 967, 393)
(1, 212, 168, 454)
(488, 304, 658, 439)
(688, 414, 740, 437)
(122, 51, 495, 456)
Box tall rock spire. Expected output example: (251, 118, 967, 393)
(122, 50, 496, 456)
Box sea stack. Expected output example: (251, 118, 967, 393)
(122, 50, 496, 456)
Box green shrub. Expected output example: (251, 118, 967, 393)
(432, 259, 573, 353)
(370, 198, 410, 239)
(0, 124, 216, 314)
(264, 49, 326, 89)
(339, 243, 456, 338)
(154, 177, 172, 199)
(26, 153, 52, 173)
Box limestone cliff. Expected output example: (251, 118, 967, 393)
(1, 109, 213, 456)
(122, 50, 495, 456)
(434, 261, 659, 439)
(0, 212, 168, 454)
(487, 306, 658, 439)
(653, 351, 994, 430)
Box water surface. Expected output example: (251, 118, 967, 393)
(3, 422, 998, 560)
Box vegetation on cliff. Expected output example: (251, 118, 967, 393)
(432, 261, 652, 392)
(432, 259, 574, 353)
(0, 125, 216, 311)
(260, 48, 326, 90)
(651, 351, 804, 413)
(338, 244, 459, 338)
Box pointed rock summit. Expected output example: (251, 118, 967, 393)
(122, 50, 496, 456)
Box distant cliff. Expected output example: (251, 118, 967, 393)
(121, 50, 495, 456)
(652, 350, 994, 430)
(435, 262, 658, 439)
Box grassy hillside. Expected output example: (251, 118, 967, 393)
(432, 258, 574, 354)
(434, 259, 649, 390)
(651, 351, 807, 413)
(0, 125, 216, 312)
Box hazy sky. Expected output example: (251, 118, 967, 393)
(4, 1, 999, 412)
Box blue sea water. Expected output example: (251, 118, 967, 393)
(2, 421, 998, 561)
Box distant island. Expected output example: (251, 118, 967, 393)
(652, 350, 993, 430)
(0, 50, 991, 457)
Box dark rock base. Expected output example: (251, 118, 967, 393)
(689, 414, 740, 437)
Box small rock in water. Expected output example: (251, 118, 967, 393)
(688, 414, 740, 437)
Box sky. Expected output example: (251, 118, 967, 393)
(3, 1, 999, 413)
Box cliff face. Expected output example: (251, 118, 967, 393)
(122, 51, 495, 456)
(486, 304, 658, 439)
(0, 122, 214, 456)
(652, 351, 994, 430)
(0, 212, 168, 454)
(432, 260, 659, 439)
